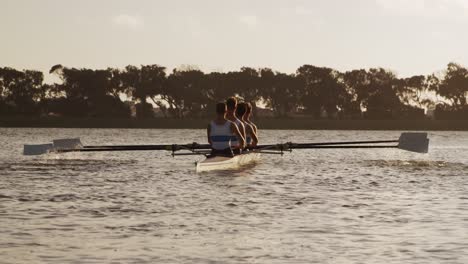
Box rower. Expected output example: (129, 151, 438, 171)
(236, 102, 258, 148)
(225, 97, 246, 154)
(207, 102, 245, 157)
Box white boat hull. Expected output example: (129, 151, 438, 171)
(196, 152, 261, 172)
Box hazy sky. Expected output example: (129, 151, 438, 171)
(2, 0, 468, 80)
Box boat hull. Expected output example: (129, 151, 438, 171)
(196, 152, 261, 172)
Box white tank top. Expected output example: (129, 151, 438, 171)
(210, 121, 232, 150)
(231, 119, 244, 148)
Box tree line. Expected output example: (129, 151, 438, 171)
(1, 63, 467, 119)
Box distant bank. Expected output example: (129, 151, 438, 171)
(1, 117, 468, 130)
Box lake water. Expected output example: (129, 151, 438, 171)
(1, 128, 468, 264)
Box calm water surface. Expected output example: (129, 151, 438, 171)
(1, 128, 468, 263)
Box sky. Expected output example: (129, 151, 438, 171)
(2, 0, 468, 81)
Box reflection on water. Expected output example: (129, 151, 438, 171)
(1, 128, 468, 263)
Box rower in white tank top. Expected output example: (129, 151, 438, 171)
(209, 120, 232, 150)
(207, 102, 245, 157)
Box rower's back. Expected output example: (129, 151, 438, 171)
(225, 97, 246, 153)
(236, 101, 258, 147)
(209, 120, 232, 150)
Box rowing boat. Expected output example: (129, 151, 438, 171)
(22, 132, 429, 172)
(196, 151, 261, 172)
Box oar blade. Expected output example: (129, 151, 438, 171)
(23, 138, 83, 156)
(398, 132, 429, 153)
(52, 138, 83, 151)
(23, 143, 54, 156)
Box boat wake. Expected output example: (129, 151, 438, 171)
(0, 159, 138, 175)
(361, 159, 468, 172)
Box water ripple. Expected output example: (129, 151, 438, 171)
(1, 128, 468, 263)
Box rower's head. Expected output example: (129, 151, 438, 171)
(226, 97, 237, 113)
(236, 102, 247, 119)
(216, 102, 227, 117)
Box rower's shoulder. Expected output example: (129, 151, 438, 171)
(210, 119, 234, 127)
(236, 119, 246, 127)
(226, 120, 236, 126)
(243, 122, 253, 130)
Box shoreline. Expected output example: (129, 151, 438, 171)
(1, 117, 468, 130)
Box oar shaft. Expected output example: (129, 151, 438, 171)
(59, 144, 212, 153)
(59, 147, 168, 153)
(82, 144, 211, 150)
(291, 139, 398, 146)
(84, 145, 170, 150)
(255, 140, 398, 149)
(288, 145, 398, 149)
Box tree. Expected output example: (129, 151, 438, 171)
(49, 65, 130, 117)
(0, 67, 44, 115)
(202, 72, 232, 100)
(344, 68, 407, 119)
(120, 65, 166, 118)
(163, 69, 206, 118)
(364, 68, 403, 119)
(200, 72, 234, 116)
(228, 67, 261, 103)
(399, 75, 427, 108)
(296, 65, 349, 118)
(427, 63, 468, 119)
(259, 68, 302, 117)
(431, 63, 468, 110)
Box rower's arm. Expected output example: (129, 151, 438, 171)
(230, 123, 246, 148)
(248, 125, 259, 146)
(251, 122, 258, 135)
(240, 122, 247, 141)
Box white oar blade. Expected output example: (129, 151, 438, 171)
(23, 143, 54, 156)
(398, 132, 429, 153)
(23, 138, 83, 156)
(52, 138, 83, 150)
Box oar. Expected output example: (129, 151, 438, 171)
(82, 143, 211, 150)
(23, 138, 212, 155)
(59, 144, 212, 153)
(254, 140, 397, 150)
(255, 132, 429, 153)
